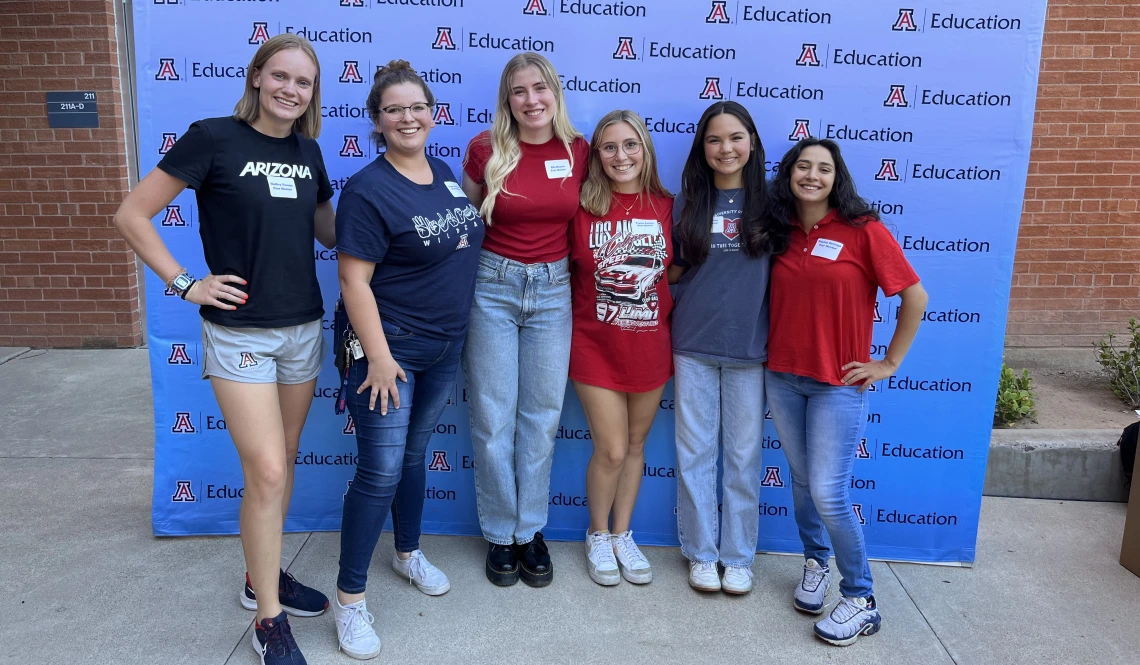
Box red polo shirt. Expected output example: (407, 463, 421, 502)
(463, 131, 589, 264)
(767, 210, 919, 386)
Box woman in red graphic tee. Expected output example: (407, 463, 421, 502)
(569, 110, 673, 587)
(459, 52, 589, 588)
(764, 138, 927, 645)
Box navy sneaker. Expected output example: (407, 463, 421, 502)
(242, 570, 330, 617)
(814, 595, 881, 646)
(252, 611, 307, 665)
(514, 532, 553, 587)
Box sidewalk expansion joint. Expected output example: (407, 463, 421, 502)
(887, 561, 961, 665)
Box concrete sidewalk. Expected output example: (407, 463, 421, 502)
(1, 349, 1138, 665)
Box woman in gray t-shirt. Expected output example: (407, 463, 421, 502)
(669, 101, 777, 595)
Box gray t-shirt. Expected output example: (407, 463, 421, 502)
(670, 189, 770, 362)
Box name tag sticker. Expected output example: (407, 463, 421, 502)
(444, 181, 466, 198)
(711, 214, 725, 234)
(267, 176, 297, 199)
(631, 218, 659, 235)
(811, 238, 844, 260)
(545, 159, 571, 179)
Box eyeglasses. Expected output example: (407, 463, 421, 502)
(382, 103, 432, 119)
(599, 139, 642, 158)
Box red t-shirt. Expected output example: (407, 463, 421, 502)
(767, 210, 920, 386)
(569, 192, 674, 392)
(463, 131, 589, 264)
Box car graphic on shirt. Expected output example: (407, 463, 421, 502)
(596, 253, 664, 303)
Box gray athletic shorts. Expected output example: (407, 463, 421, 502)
(201, 319, 327, 385)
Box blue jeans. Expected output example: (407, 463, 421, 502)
(673, 353, 766, 567)
(337, 320, 462, 594)
(462, 249, 571, 545)
(765, 368, 873, 598)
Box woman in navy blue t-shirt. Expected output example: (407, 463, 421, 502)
(330, 60, 485, 659)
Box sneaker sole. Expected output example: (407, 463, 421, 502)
(722, 584, 752, 595)
(619, 566, 652, 585)
(588, 566, 621, 586)
(240, 592, 328, 618)
(520, 565, 553, 587)
(794, 598, 827, 615)
(485, 561, 520, 586)
(340, 641, 383, 660)
(815, 620, 881, 647)
(392, 567, 451, 596)
(688, 579, 721, 592)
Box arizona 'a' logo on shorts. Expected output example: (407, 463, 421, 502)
(238, 352, 258, 369)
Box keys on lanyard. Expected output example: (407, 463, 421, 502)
(335, 334, 364, 416)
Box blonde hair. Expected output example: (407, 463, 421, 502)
(580, 110, 671, 217)
(234, 34, 322, 139)
(477, 52, 581, 225)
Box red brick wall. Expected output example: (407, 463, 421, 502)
(1007, 0, 1140, 348)
(0, 0, 141, 349)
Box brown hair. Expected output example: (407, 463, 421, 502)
(580, 110, 671, 216)
(366, 59, 435, 149)
(233, 34, 322, 139)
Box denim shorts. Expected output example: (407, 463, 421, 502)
(201, 318, 326, 385)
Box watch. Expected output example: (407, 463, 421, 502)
(170, 271, 196, 299)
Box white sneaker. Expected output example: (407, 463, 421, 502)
(333, 596, 382, 660)
(611, 530, 652, 584)
(814, 595, 881, 646)
(688, 561, 721, 592)
(794, 559, 831, 614)
(721, 565, 754, 595)
(585, 530, 621, 586)
(391, 550, 451, 596)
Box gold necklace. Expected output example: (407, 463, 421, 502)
(613, 193, 636, 216)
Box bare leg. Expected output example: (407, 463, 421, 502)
(575, 381, 631, 533)
(611, 386, 665, 533)
(277, 379, 317, 520)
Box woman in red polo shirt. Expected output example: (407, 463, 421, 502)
(569, 110, 673, 586)
(460, 52, 589, 588)
(765, 138, 927, 647)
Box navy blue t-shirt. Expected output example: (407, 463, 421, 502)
(335, 155, 485, 340)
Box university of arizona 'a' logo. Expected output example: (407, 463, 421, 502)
(856, 438, 872, 459)
(613, 37, 637, 60)
(238, 352, 258, 369)
(432, 27, 457, 50)
(852, 503, 867, 525)
(699, 77, 723, 100)
(428, 450, 452, 471)
(172, 411, 196, 433)
(873, 301, 883, 323)
(161, 205, 187, 227)
(789, 119, 811, 141)
(764, 407, 773, 420)
(340, 0, 365, 6)
(168, 343, 193, 365)
(343, 415, 356, 435)
(433, 103, 456, 126)
(721, 217, 740, 241)
(340, 135, 365, 158)
(796, 44, 820, 67)
(249, 22, 271, 45)
(760, 466, 785, 488)
(159, 132, 178, 155)
(884, 84, 909, 108)
(893, 8, 918, 31)
(155, 58, 179, 80)
(456, 234, 470, 250)
(171, 481, 196, 502)
(705, 0, 730, 23)
(340, 60, 363, 83)
(875, 159, 900, 182)
(522, 0, 547, 15)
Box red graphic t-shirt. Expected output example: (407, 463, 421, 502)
(463, 131, 589, 264)
(569, 192, 674, 392)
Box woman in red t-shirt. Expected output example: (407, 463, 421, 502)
(569, 110, 673, 586)
(459, 52, 590, 588)
(765, 138, 928, 647)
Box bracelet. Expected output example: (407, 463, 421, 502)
(179, 280, 198, 300)
(165, 268, 188, 289)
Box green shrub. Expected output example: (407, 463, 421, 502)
(1093, 317, 1140, 407)
(994, 363, 1036, 427)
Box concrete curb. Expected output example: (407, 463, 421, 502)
(984, 428, 1129, 502)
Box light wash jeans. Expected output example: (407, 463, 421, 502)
(462, 249, 572, 546)
(673, 353, 766, 567)
(765, 368, 873, 598)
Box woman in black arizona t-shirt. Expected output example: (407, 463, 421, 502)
(113, 34, 333, 664)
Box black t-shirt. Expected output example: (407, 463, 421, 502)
(158, 116, 334, 328)
(335, 155, 485, 340)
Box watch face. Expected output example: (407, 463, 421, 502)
(172, 274, 193, 292)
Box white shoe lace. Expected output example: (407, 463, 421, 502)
(694, 561, 718, 576)
(803, 562, 827, 590)
(612, 532, 648, 568)
(589, 533, 618, 569)
(338, 602, 375, 644)
(406, 551, 431, 584)
(830, 596, 867, 623)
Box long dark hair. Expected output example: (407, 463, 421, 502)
(767, 138, 880, 255)
(675, 101, 772, 265)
